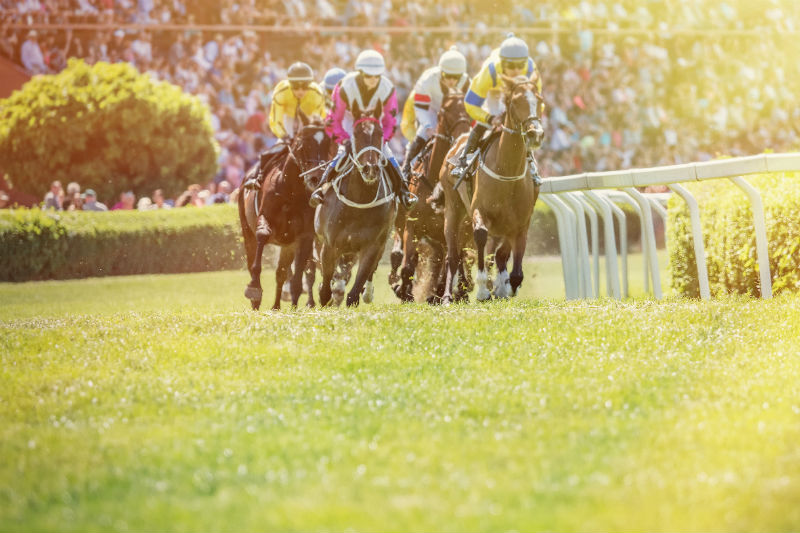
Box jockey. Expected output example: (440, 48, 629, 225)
(309, 49, 417, 209)
(401, 46, 470, 178)
(322, 67, 347, 111)
(451, 34, 544, 185)
(244, 62, 326, 189)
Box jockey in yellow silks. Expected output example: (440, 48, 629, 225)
(452, 34, 544, 184)
(401, 46, 471, 177)
(244, 62, 327, 189)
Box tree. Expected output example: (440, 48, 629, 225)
(0, 58, 219, 201)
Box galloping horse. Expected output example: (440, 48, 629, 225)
(239, 114, 331, 310)
(392, 90, 473, 303)
(316, 108, 397, 307)
(440, 76, 544, 304)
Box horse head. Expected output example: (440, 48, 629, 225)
(502, 75, 545, 151)
(292, 112, 332, 192)
(438, 90, 472, 139)
(352, 107, 384, 185)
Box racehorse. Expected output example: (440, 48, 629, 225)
(238, 114, 331, 310)
(439, 76, 544, 304)
(391, 90, 473, 303)
(315, 108, 397, 307)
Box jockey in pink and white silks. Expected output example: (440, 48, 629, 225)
(309, 49, 417, 209)
(402, 46, 470, 177)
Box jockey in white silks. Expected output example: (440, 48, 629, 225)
(401, 46, 471, 177)
(309, 49, 417, 209)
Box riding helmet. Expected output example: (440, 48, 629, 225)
(287, 62, 314, 82)
(438, 46, 467, 76)
(355, 50, 385, 77)
(323, 67, 347, 92)
(499, 33, 529, 60)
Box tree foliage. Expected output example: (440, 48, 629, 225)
(0, 58, 218, 200)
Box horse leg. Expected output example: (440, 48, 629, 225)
(246, 215, 271, 309)
(472, 209, 491, 302)
(347, 246, 383, 307)
(331, 259, 350, 307)
(272, 244, 294, 310)
(304, 256, 316, 308)
(318, 244, 336, 307)
(362, 270, 375, 304)
(290, 237, 313, 308)
(398, 225, 418, 303)
(492, 240, 512, 299)
(510, 231, 527, 297)
(441, 207, 463, 306)
(428, 240, 446, 305)
(389, 231, 403, 287)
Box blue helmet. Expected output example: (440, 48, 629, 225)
(323, 68, 347, 92)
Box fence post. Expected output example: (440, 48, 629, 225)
(668, 184, 711, 300)
(624, 187, 662, 299)
(729, 176, 773, 299)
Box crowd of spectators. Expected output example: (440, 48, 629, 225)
(1, 1, 800, 208)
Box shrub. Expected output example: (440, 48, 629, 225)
(0, 58, 218, 202)
(667, 172, 800, 297)
(0, 205, 247, 281)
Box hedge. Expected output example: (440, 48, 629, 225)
(667, 172, 800, 298)
(0, 200, 649, 282)
(0, 205, 246, 281)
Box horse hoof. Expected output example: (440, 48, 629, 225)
(245, 286, 263, 301)
(426, 295, 442, 306)
(251, 299, 261, 310)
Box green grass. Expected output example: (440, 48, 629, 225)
(3, 254, 800, 531)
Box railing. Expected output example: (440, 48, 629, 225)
(538, 153, 800, 300)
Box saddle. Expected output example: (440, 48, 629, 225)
(447, 128, 502, 178)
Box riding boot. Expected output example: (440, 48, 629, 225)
(528, 153, 543, 186)
(309, 150, 344, 208)
(402, 135, 428, 179)
(388, 157, 418, 210)
(451, 123, 487, 181)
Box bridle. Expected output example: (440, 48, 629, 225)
(501, 80, 543, 138)
(288, 124, 329, 186)
(350, 116, 388, 182)
(433, 95, 472, 145)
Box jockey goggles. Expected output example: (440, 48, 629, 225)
(290, 81, 310, 90)
(442, 72, 461, 81)
(502, 59, 527, 71)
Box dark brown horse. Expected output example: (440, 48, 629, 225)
(238, 115, 331, 310)
(391, 90, 472, 303)
(315, 109, 397, 307)
(440, 76, 544, 304)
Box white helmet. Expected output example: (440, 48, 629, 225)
(438, 46, 467, 76)
(499, 33, 529, 61)
(355, 49, 385, 76)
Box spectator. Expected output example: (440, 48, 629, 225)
(62, 181, 82, 211)
(81, 189, 108, 211)
(0, 190, 10, 209)
(43, 180, 63, 210)
(111, 191, 136, 210)
(21, 30, 48, 74)
(151, 188, 171, 209)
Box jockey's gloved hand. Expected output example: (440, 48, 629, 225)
(489, 115, 504, 129)
(402, 135, 428, 177)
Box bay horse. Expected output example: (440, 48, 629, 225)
(391, 90, 472, 303)
(440, 76, 544, 304)
(315, 108, 397, 307)
(238, 114, 331, 310)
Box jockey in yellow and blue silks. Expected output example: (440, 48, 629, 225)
(401, 46, 471, 178)
(452, 34, 545, 184)
(309, 49, 417, 210)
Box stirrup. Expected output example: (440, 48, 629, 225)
(451, 163, 468, 179)
(400, 192, 418, 210)
(309, 187, 324, 208)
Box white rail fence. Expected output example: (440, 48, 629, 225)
(537, 152, 800, 300)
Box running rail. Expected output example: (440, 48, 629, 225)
(538, 152, 800, 300)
